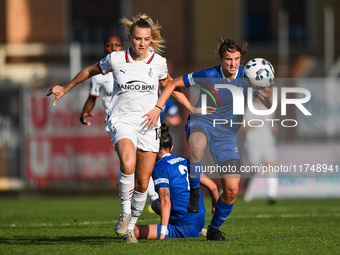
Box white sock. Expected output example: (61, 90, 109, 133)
(147, 176, 159, 203)
(266, 176, 278, 199)
(118, 170, 134, 214)
(128, 190, 147, 231)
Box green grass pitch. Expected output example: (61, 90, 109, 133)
(1, 195, 339, 254)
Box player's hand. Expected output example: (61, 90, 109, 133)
(142, 107, 161, 130)
(190, 106, 216, 115)
(46, 85, 66, 105)
(258, 83, 274, 99)
(80, 112, 95, 126)
(157, 234, 166, 240)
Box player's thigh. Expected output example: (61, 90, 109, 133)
(188, 131, 208, 161)
(245, 145, 263, 166)
(263, 144, 277, 163)
(135, 150, 157, 192)
(115, 138, 137, 175)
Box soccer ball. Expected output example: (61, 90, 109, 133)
(243, 58, 275, 90)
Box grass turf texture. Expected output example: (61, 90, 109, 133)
(0, 196, 339, 254)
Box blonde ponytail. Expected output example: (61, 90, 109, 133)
(120, 13, 165, 54)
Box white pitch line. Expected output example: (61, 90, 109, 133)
(4, 213, 339, 228)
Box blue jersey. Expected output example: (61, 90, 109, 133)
(152, 154, 206, 225)
(183, 65, 259, 137)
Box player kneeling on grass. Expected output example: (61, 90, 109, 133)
(132, 124, 218, 239)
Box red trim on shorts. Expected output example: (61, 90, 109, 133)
(89, 94, 99, 98)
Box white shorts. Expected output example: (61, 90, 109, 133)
(245, 143, 277, 165)
(106, 120, 160, 152)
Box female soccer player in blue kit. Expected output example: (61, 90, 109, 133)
(157, 38, 274, 241)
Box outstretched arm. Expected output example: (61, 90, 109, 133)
(157, 187, 171, 239)
(80, 95, 97, 126)
(163, 79, 216, 115)
(46, 63, 101, 105)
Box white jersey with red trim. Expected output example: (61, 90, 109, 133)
(99, 47, 168, 126)
(89, 72, 114, 119)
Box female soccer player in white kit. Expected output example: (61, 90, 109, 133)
(47, 14, 172, 243)
(78, 33, 159, 236)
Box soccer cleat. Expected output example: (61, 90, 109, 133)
(199, 228, 207, 237)
(122, 230, 138, 243)
(268, 198, 277, 205)
(187, 187, 200, 213)
(115, 213, 131, 236)
(206, 225, 228, 241)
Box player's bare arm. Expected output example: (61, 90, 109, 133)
(46, 63, 101, 105)
(157, 187, 171, 240)
(80, 95, 96, 126)
(143, 76, 173, 129)
(199, 174, 219, 215)
(165, 76, 217, 115)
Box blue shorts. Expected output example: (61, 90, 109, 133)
(157, 214, 205, 239)
(185, 118, 240, 163)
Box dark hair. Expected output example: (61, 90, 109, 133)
(217, 38, 248, 59)
(160, 123, 172, 151)
(103, 33, 124, 48)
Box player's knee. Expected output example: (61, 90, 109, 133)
(134, 181, 148, 193)
(120, 159, 136, 175)
(190, 145, 205, 161)
(221, 186, 239, 202)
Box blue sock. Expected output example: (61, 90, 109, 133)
(188, 159, 203, 189)
(211, 199, 234, 229)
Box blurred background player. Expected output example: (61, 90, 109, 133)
(79, 33, 123, 127)
(133, 124, 218, 239)
(160, 38, 274, 241)
(78, 33, 159, 232)
(159, 97, 181, 126)
(242, 98, 279, 204)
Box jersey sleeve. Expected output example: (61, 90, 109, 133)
(89, 76, 101, 97)
(183, 69, 207, 87)
(159, 58, 169, 80)
(152, 163, 170, 190)
(98, 54, 113, 75)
